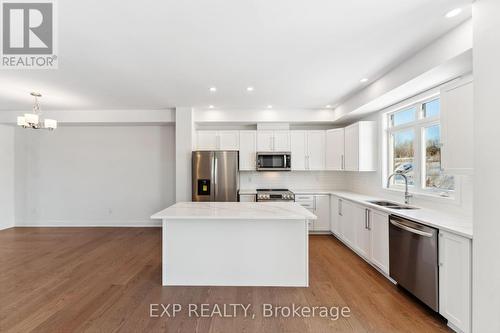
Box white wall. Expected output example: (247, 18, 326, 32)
(240, 171, 347, 191)
(14, 125, 175, 227)
(175, 108, 194, 202)
(473, 0, 500, 331)
(0, 125, 15, 230)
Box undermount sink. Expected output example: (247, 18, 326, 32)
(367, 200, 419, 210)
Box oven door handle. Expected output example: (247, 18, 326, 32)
(390, 220, 433, 238)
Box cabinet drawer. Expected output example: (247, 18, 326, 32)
(296, 201, 314, 209)
(295, 194, 314, 202)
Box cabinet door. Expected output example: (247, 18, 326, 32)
(441, 81, 473, 175)
(353, 205, 370, 258)
(439, 231, 472, 333)
(313, 195, 330, 231)
(369, 211, 389, 274)
(273, 131, 291, 151)
(344, 123, 359, 171)
(218, 131, 239, 150)
(290, 131, 307, 170)
(257, 131, 274, 152)
(196, 131, 218, 150)
(340, 200, 355, 247)
(326, 128, 345, 170)
(330, 196, 341, 236)
(307, 131, 326, 170)
(239, 131, 256, 171)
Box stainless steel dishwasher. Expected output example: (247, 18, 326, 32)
(389, 215, 439, 311)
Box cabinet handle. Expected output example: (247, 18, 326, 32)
(341, 155, 345, 170)
(338, 199, 342, 216)
(439, 262, 444, 267)
(364, 209, 368, 229)
(367, 209, 371, 230)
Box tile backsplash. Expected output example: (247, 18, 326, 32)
(239, 171, 348, 190)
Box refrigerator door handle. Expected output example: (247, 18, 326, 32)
(213, 155, 218, 201)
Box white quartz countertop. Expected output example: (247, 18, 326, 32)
(238, 189, 472, 238)
(329, 191, 473, 239)
(151, 202, 317, 220)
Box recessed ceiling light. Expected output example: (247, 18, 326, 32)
(209, 87, 217, 92)
(360, 78, 369, 83)
(325, 105, 332, 108)
(208, 105, 214, 109)
(445, 8, 462, 18)
(267, 105, 273, 109)
(246, 86, 254, 92)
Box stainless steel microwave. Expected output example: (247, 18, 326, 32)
(256, 152, 291, 171)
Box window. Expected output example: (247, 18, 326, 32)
(391, 129, 415, 185)
(386, 96, 454, 196)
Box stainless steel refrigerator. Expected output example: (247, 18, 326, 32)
(192, 151, 239, 202)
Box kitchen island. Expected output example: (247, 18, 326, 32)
(151, 202, 316, 287)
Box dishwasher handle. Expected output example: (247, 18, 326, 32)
(390, 219, 434, 238)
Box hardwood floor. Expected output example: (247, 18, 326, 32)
(0, 228, 450, 333)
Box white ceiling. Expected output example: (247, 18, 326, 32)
(0, 0, 471, 111)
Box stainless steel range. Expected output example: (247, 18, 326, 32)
(256, 189, 295, 202)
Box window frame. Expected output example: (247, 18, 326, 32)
(384, 94, 454, 197)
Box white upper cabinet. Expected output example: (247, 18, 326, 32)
(344, 121, 376, 171)
(218, 131, 240, 150)
(239, 131, 256, 171)
(290, 130, 325, 170)
(196, 130, 239, 151)
(196, 130, 219, 150)
(326, 128, 345, 170)
(440, 80, 473, 175)
(273, 130, 291, 151)
(256, 130, 274, 152)
(257, 130, 290, 152)
(439, 231, 472, 333)
(306, 131, 326, 170)
(290, 131, 307, 170)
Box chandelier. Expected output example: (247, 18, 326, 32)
(17, 92, 57, 130)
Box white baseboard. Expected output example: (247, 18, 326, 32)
(0, 224, 15, 231)
(14, 219, 161, 227)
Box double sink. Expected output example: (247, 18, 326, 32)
(367, 200, 419, 210)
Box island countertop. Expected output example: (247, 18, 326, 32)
(151, 202, 317, 220)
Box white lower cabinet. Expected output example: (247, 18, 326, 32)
(330, 196, 472, 332)
(369, 210, 389, 274)
(333, 199, 389, 275)
(295, 194, 330, 233)
(339, 199, 356, 247)
(330, 196, 341, 236)
(439, 231, 472, 333)
(313, 195, 330, 231)
(353, 205, 371, 259)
